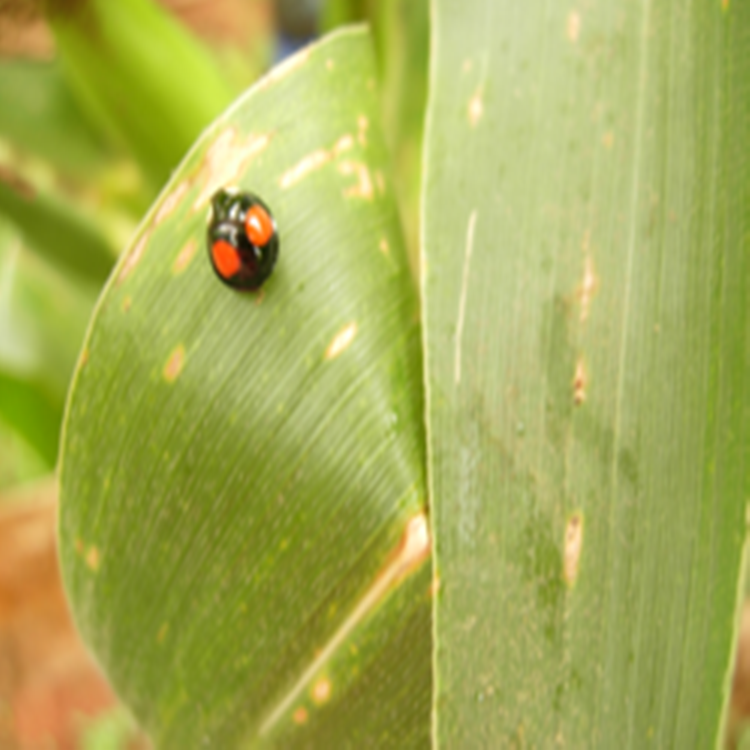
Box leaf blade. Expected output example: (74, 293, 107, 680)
(423, 2, 749, 746)
(59, 27, 431, 749)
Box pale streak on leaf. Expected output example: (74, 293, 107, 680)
(339, 161, 374, 200)
(468, 54, 488, 128)
(279, 134, 355, 189)
(192, 130, 271, 211)
(573, 358, 587, 405)
(577, 255, 599, 322)
(163, 344, 186, 383)
(118, 232, 149, 284)
(172, 239, 198, 275)
(563, 513, 584, 586)
(257, 513, 430, 737)
(155, 180, 189, 226)
(357, 115, 369, 146)
(260, 47, 311, 89)
(454, 211, 478, 384)
(86, 545, 100, 572)
(567, 11, 581, 43)
(325, 322, 358, 360)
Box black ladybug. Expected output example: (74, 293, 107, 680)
(207, 189, 279, 290)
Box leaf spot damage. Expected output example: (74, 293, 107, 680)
(326, 58, 335, 71)
(468, 91, 484, 127)
(563, 512, 584, 585)
(257, 513, 430, 736)
(118, 232, 149, 284)
(193, 129, 272, 211)
(280, 134, 354, 189)
(573, 358, 587, 405)
(339, 160, 374, 200)
(379, 238, 389, 255)
(155, 180, 189, 226)
(602, 131, 615, 149)
(311, 678, 331, 705)
(455, 211, 478, 384)
(576, 255, 598, 322)
(567, 11, 581, 43)
(163, 345, 186, 383)
(85, 545, 100, 572)
(172, 239, 198, 275)
(325, 322, 357, 360)
(357, 115, 369, 146)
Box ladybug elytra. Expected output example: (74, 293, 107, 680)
(207, 189, 279, 290)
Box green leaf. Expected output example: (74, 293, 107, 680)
(373, 0, 429, 271)
(0, 59, 111, 179)
(59, 28, 430, 749)
(0, 219, 97, 465)
(423, 1, 749, 747)
(46, 0, 236, 188)
(0, 168, 116, 284)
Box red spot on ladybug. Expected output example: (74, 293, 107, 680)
(211, 239, 242, 279)
(207, 189, 279, 291)
(244, 204, 275, 247)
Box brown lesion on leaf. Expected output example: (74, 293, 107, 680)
(172, 239, 198, 275)
(292, 707, 308, 725)
(163, 344, 186, 383)
(117, 231, 150, 284)
(573, 358, 587, 405)
(193, 128, 272, 211)
(563, 512, 584, 585)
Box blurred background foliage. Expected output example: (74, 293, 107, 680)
(0, 1, 426, 747)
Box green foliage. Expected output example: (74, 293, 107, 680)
(46, 0, 236, 189)
(59, 29, 431, 749)
(0, 0, 745, 747)
(423, 1, 749, 747)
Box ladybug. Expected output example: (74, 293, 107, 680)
(207, 188, 279, 290)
